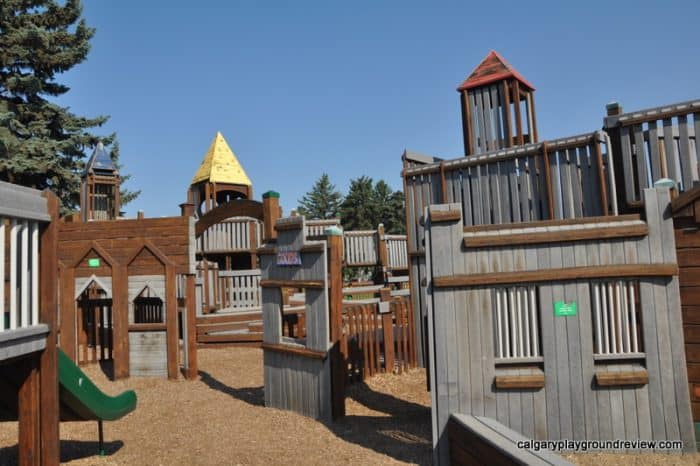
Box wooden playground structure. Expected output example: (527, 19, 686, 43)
(403, 50, 700, 463)
(260, 215, 416, 421)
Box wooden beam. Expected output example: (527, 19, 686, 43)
(59, 265, 76, 361)
(494, 374, 545, 389)
(128, 323, 167, 332)
(594, 141, 610, 216)
(529, 91, 539, 143)
(513, 80, 524, 145)
(260, 279, 325, 289)
(461, 90, 475, 155)
(166, 266, 178, 380)
(112, 265, 129, 379)
(464, 223, 648, 248)
(430, 210, 461, 224)
(502, 81, 512, 147)
(595, 370, 649, 386)
(542, 143, 555, 219)
(462, 214, 641, 233)
(186, 274, 198, 379)
(261, 342, 327, 360)
(18, 356, 40, 466)
(39, 191, 59, 466)
(433, 263, 678, 288)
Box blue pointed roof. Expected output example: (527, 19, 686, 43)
(85, 142, 118, 175)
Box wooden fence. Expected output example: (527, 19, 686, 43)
(342, 297, 416, 383)
(423, 189, 695, 463)
(403, 130, 617, 366)
(604, 99, 700, 206)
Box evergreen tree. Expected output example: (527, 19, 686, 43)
(373, 180, 405, 234)
(340, 176, 376, 231)
(0, 0, 138, 212)
(340, 176, 405, 233)
(297, 173, 343, 219)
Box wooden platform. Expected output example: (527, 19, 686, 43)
(196, 309, 264, 345)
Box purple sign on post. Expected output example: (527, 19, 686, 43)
(276, 250, 302, 266)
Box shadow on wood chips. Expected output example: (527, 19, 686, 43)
(200, 369, 432, 465)
(0, 439, 124, 465)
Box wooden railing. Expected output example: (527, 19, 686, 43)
(344, 230, 378, 266)
(604, 99, 700, 205)
(0, 181, 52, 332)
(306, 220, 409, 272)
(217, 269, 261, 311)
(342, 296, 416, 382)
(196, 216, 261, 254)
(403, 131, 617, 255)
(385, 234, 408, 270)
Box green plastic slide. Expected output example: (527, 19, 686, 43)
(58, 349, 137, 422)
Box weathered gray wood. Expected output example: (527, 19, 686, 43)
(662, 119, 678, 183)
(678, 115, 693, 190)
(645, 121, 661, 187)
(620, 126, 637, 203)
(128, 331, 167, 377)
(694, 113, 700, 171)
(633, 124, 650, 193)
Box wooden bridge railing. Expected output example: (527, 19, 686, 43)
(196, 216, 262, 254)
(604, 99, 700, 206)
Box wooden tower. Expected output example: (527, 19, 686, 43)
(189, 132, 253, 215)
(80, 142, 120, 221)
(458, 51, 538, 156)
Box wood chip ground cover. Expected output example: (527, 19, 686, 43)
(0, 347, 698, 465)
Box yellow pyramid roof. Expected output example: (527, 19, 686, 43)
(191, 132, 252, 186)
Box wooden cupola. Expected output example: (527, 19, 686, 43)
(80, 142, 120, 221)
(458, 51, 538, 155)
(189, 132, 253, 215)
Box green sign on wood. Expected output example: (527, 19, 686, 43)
(88, 258, 100, 268)
(554, 301, 577, 317)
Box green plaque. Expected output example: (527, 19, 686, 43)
(88, 258, 101, 268)
(554, 301, 577, 317)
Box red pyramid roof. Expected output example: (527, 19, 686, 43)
(457, 50, 535, 92)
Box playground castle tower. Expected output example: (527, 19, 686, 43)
(189, 132, 253, 215)
(458, 50, 538, 156)
(80, 142, 120, 221)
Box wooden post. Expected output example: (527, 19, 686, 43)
(603, 101, 628, 214)
(185, 274, 198, 380)
(513, 80, 524, 145)
(166, 266, 178, 380)
(59, 264, 76, 361)
(461, 90, 474, 156)
(327, 230, 345, 418)
(380, 288, 394, 373)
(542, 142, 555, 220)
(502, 81, 513, 147)
(249, 220, 258, 268)
(112, 265, 129, 379)
(18, 356, 40, 466)
(377, 224, 388, 285)
(262, 191, 280, 242)
(39, 191, 59, 466)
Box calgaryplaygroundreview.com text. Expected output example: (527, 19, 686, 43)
(517, 439, 685, 452)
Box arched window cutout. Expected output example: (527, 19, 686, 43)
(133, 285, 164, 324)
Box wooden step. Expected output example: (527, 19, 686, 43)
(195, 311, 262, 325)
(197, 332, 263, 344)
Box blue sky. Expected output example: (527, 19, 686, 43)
(55, 1, 700, 216)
